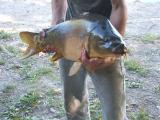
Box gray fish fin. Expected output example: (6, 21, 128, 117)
(69, 62, 82, 76)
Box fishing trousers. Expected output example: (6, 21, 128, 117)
(59, 58, 128, 120)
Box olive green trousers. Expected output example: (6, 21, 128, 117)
(59, 58, 128, 120)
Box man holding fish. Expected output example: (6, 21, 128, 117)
(51, 0, 128, 120)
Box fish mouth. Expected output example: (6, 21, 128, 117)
(112, 44, 128, 55)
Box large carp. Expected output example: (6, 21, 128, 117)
(20, 14, 127, 64)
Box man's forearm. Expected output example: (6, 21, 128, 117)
(110, 0, 128, 36)
(51, 0, 68, 25)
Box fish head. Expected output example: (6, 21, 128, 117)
(110, 40, 128, 55)
(101, 35, 128, 55)
(19, 31, 47, 58)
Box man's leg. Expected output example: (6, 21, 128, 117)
(59, 58, 90, 120)
(89, 60, 128, 120)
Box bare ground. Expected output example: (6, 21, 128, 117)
(0, 0, 160, 120)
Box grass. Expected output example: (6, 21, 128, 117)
(141, 33, 159, 42)
(2, 106, 22, 120)
(2, 85, 16, 93)
(130, 109, 150, 120)
(46, 90, 65, 118)
(124, 59, 148, 77)
(127, 81, 142, 89)
(19, 58, 56, 83)
(47, 88, 61, 96)
(0, 58, 5, 65)
(155, 84, 160, 95)
(20, 65, 53, 83)
(49, 99, 65, 118)
(90, 98, 102, 120)
(5, 45, 20, 56)
(0, 45, 3, 51)
(2, 91, 40, 120)
(19, 91, 40, 109)
(0, 30, 12, 39)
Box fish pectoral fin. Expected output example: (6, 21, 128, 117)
(50, 53, 62, 62)
(69, 62, 82, 76)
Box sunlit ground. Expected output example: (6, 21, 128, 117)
(0, 0, 51, 32)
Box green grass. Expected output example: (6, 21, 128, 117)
(5, 45, 20, 55)
(19, 91, 40, 109)
(0, 45, 3, 51)
(155, 84, 160, 95)
(47, 88, 61, 96)
(49, 99, 65, 118)
(127, 81, 142, 89)
(130, 109, 150, 120)
(0, 58, 5, 65)
(19, 60, 54, 82)
(47, 91, 65, 118)
(2, 91, 40, 120)
(124, 59, 148, 77)
(2, 85, 16, 93)
(141, 33, 159, 42)
(90, 98, 102, 120)
(2, 106, 22, 120)
(23, 67, 53, 82)
(0, 30, 12, 39)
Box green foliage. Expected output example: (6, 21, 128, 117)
(47, 88, 61, 96)
(155, 84, 160, 95)
(0, 30, 12, 39)
(90, 98, 102, 120)
(130, 109, 150, 120)
(2, 91, 40, 120)
(46, 89, 64, 118)
(0, 58, 5, 65)
(50, 99, 65, 118)
(2, 85, 16, 93)
(124, 59, 148, 77)
(127, 81, 142, 89)
(19, 91, 40, 109)
(5, 45, 20, 55)
(21, 66, 53, 82)
(141, 33, 159, 42)
(2, 106, 22, 120)
(0, 45, 3, 51)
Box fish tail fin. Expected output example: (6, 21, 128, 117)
(19, 31, 36, 47)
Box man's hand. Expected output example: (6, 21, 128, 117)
(80, 48, 116, 72)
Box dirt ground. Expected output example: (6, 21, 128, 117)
(0, 0, 160, 120)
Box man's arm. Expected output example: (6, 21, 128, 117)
(110, 0, 128, 36)
(51, 0, 68, 25)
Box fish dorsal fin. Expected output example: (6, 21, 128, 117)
(69, 62, 82, 76)
(19, 32, 36, 47)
